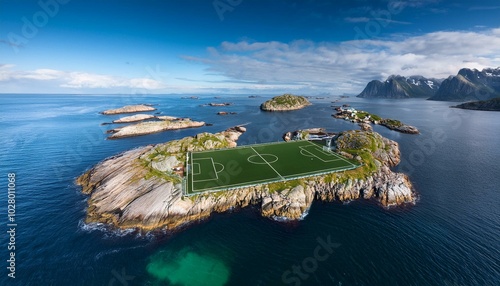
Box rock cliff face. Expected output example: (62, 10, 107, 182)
(77, 127, 416, 232)
(429, 68, 500, 101)
(260, 94, 311, 111)
(357, 75, 441, 99)
(101, 104, 156, 115)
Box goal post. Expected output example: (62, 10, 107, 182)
(322, 137, 333, 152)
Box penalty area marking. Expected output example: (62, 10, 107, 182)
(300, 149, 314, 157)
(304, 141, 357, 168)
(214, 162, 225, 173)
(192, 163, 201, 175)
(299, 146, 341, 163)
(192, 157, 219, 182)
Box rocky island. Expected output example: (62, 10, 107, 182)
(260, 94, 311, 111)
(112, 114, 155, 123)
(77, 126, 416, 232)
(452, 97, 500, 111)
(101, 104, 156, 115)
(209, 102, 232, 106)
(107, 118, 205, 139)
(333, 107, 419, 134)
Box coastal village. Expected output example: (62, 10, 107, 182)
(332, 104, 420, 134)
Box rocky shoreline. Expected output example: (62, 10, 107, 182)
(77, 126, 416, 232)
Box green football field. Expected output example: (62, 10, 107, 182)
(185, 140, 360, 195)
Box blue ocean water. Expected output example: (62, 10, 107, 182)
(0, 94, 498, 285)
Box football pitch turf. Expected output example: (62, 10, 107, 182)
(185, 140, 361, 195)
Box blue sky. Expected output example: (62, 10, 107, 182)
(1, 0, 500, 94)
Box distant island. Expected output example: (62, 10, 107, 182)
(333, 106, 419, 134)
(357, 75, 441, 99)
(452, 97, 500, 111)
(260, 94, 311, 111)
(101, 104, 156, 115)
(77, 126, 415, 232)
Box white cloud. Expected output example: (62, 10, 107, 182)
(23, 69, 65, 80)
(186, 27, 500, 93)
(0, 65, 166, 91)
(3, 27, 500, 95)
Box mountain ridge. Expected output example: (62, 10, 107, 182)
(357, 75, 441, 99)
(429, 67, 500, 101)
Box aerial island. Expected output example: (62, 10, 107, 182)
(333, 106, 419, 134)
(260, 94, 311, 111)
(77, 123, 415, 231)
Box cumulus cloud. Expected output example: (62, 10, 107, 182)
(0, 65, 166, 91)
(185, 27, 500, 93)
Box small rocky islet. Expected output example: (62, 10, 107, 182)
(260, 94, 312, 111)
(107, 119, 205, 139)
(112, 114, 155, 123)
(101, 104, 156, 115)
(101, 104, 205, 139)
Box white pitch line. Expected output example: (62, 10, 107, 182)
(305, 140, 356, 167)
(210, 157, 219, 180)
(299, 147, 341, 163)
(250, 147, 285, 181)
(192, 157, 219, 182)
(192, 163, 201, 175)
(191, 152, 194, 194)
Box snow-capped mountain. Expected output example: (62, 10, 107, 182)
(357, 75, 442, 99)
(429, 68, 500, 101)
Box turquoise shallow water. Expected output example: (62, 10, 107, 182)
(0, 94, 498, 285)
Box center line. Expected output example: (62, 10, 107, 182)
(250, 147, 285, 181)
